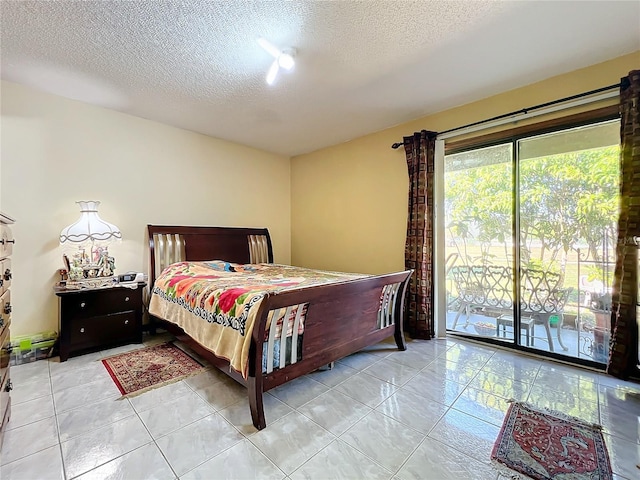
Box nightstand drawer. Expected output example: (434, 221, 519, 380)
(0, 290, 10, 331)
(0, 373, 10, 431)
(0, 224, 13, 259)
(0, 326, 10, 388)
(0, 393, 9, 452)
(69, 311, 139, 348)
(63, 288, 142, 319)
(0, 258, 10, 297)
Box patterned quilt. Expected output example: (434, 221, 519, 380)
(148, 261, 366, 378)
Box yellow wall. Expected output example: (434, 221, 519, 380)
(291, 52, 640, 274)
(1, 81, 291, 336)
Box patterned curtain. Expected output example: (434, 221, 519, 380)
(403, 130, 437, 339)
(608, 70, 640, 380)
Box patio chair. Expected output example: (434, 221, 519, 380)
(521, 268, 572, 352)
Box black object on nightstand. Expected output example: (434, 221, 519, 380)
(56, 284, 146, 361)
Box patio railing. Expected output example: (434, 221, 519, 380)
(448, 265, 572, 352)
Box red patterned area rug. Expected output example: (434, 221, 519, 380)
(491, 402, 613, 480)
(102, 342, 206, 397)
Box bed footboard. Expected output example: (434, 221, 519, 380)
(248, 270, 412, 429)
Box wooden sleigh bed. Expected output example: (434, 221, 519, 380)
(147, 225, 412, 430)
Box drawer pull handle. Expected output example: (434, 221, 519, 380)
(80, 328, 85, 333)
(4, 303, 11, 314)
(4, 269, 11, 280)
(4, 380, 12, 392)
(125, 297, 130, 302)
(80, 302, 86, 308)
(6, 240, 15, 244)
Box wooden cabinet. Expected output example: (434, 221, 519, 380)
(0, 212, 14, 452)
(56, 284, 145, 361)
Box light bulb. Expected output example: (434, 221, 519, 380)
(278, 53, 294, 71)
(266, 61, 279, 85)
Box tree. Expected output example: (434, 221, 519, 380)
(445, 145, 619, 271)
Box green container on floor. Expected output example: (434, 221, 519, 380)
(549, 315, 559, 327)
(9, 331, 58, 365)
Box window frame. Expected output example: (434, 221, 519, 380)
(445, 105, 619, 155)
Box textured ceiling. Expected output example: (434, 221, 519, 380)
(1, 1, 639, 156)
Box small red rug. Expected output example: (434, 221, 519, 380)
(491, 402, 613, 480)
(102, 342, 206, 397)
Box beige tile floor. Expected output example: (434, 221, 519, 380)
(1, 333, 639, 479)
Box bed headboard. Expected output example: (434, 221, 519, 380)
(147, 225, 274, 286)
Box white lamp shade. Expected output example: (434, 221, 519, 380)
(60, 201, 122, 245)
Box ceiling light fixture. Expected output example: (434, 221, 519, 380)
(258, 37, 296, 86)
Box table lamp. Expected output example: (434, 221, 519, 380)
(59, 201, 121, 280)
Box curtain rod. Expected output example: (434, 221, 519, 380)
(391, 83, 621, 149)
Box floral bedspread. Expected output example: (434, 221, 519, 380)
(148, 261, 365, 378)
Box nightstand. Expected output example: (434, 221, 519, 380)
(56, 284, 145, 361)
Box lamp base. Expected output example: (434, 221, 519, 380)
(58, 277, 118, 291)
(67, 245, 116, 280)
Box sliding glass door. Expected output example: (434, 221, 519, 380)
(517, 121, 619, 361)
(444, 119, 620, 365)
(444, 144, 514, 341)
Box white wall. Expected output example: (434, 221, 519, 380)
(1, 81, 291, 336)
